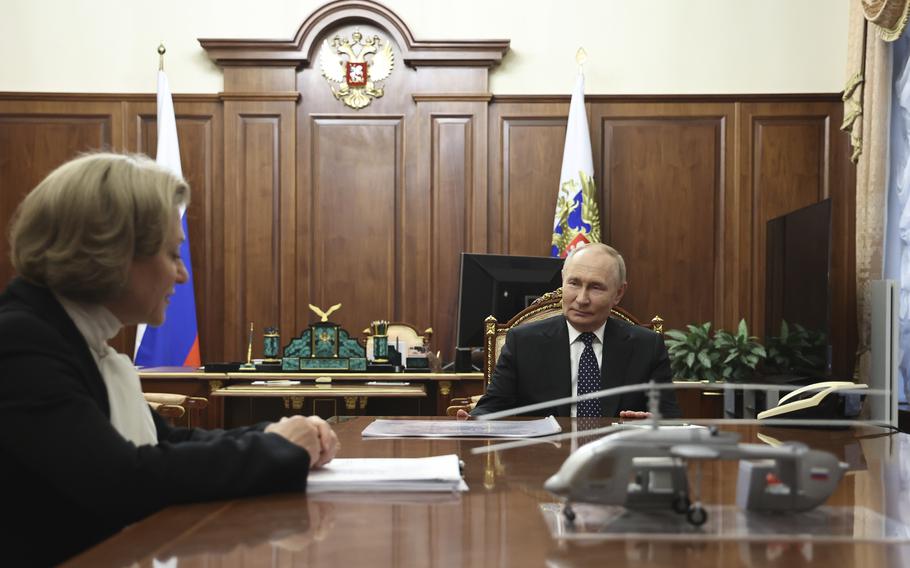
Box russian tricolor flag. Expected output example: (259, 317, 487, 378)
(134, 69, 201, 368)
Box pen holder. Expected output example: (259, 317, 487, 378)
(263, 326, 280, 362)
(372, 335, 389, 362)
(370, 320, 389, 362)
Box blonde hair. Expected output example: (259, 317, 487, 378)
(563, 242, 626, 286)
(10, 152, 189, 303)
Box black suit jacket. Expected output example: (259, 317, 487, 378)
(0, 278, 311, 567)
(471, 315, 681, 418)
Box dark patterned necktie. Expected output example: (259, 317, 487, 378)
(576, 332, 601, 417)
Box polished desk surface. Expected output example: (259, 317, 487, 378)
(139, 366, 484, 382)
(211, 383, 428, 398)
(66, 418, 910, 568)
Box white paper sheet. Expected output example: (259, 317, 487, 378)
(361, 416, 562, 438)
(306, 454, 467, 493)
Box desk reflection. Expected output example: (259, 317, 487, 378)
(150, 496, 334, 563)
(67, 417, 910, 568)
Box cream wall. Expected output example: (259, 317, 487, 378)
(1, 0, 849, 94)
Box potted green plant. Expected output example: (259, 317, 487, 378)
(665, 320, 767, 383)
(664, 322, 723, 382)
(764, 320, 827, 376)
(713, 319, 767, 382)
(666, 319, 767, 418)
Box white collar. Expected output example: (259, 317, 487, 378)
(566, 320, 606, 345)
(55, 294, 123, 357)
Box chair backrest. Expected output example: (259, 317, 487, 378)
(481, 288, 664, 386)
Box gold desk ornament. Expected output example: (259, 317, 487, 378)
(280, 303, 367, 371)
(369, 319, 390, 362)
(239, 321, 256, 370)
(263, 326, 281, 363)
(319, 29, 395, 110)
(309, 303, 341, 323)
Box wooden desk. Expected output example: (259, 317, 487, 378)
(66, 418, 910, 567)
(212, 382, 428, 416)
(139, 367, 484, 427)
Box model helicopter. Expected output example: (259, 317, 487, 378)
(542, 421, 847, 525)
(473, 381, 878, 527)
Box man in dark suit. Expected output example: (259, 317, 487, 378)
(462, 243, 680, 418)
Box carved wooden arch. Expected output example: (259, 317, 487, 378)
(197, 0, 510, 363)
(199, 0, 510, 69)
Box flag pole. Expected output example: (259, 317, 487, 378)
(550, 46, 600, 257)
(135, 48, 203, 368)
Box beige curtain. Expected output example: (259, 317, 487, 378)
(847, 0, 908, 383)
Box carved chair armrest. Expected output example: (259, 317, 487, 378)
(183, 396, 209, 410)
(144, 392, 188, 406)
(147, 401, 186, 419)
(445, 395, 482, 416)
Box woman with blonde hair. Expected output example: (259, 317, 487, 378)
(0, 152, 338, 566)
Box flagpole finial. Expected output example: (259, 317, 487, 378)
(575, 47, 587, 68)
(158, 43, 166, 71)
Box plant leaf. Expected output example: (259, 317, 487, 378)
(697, 350, 713, 369)
(665, 330, 687, 341)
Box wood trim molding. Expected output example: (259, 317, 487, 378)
(199, 0, 509, 69)
(412, 93, 493, 103)
(0, 92, 220, 103)
(218, 92, 301, 102)
(0, 92, 844, 104)
(491, 93, 845, 104)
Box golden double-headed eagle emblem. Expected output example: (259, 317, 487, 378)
(320, 30, 395, 110)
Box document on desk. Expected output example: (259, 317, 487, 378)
(306, 454, 467, 493)
(361, 416, 562, 438)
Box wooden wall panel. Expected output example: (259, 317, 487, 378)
(601, 111, 729, 333)
(243, 117, 282, 341)
(491, 107, 569, 256)
(748, 114, 827, 337)
(489, 97, 851, 376)
(740, 101, 852, 375)
(223, 101, 296, 360)
(0, 100, 125, 348)
(0, 104, 118, 287)
(308, 117, 402, 336)
(431, 114, 479, 359)
(0, 92, 854, 382)
(409, 99, 488, 360)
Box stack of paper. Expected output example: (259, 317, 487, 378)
(306, 454, 467, 493)
(361, 416, 562, 438)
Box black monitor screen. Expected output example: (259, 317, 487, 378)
(456, 253, 564, 348)
(764, 198, 832, 375)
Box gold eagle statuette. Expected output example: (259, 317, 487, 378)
(309, 303, 342, 322)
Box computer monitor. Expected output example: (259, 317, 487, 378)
(764, 198, 832, 376)
(455, 253, 564, 349)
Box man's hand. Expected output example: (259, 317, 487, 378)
(455, 409, 472, 420)
(265, 415, 340, 468)
(619, 410, 651, 420)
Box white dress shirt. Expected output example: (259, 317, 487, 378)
(567, 321, 605, 418)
